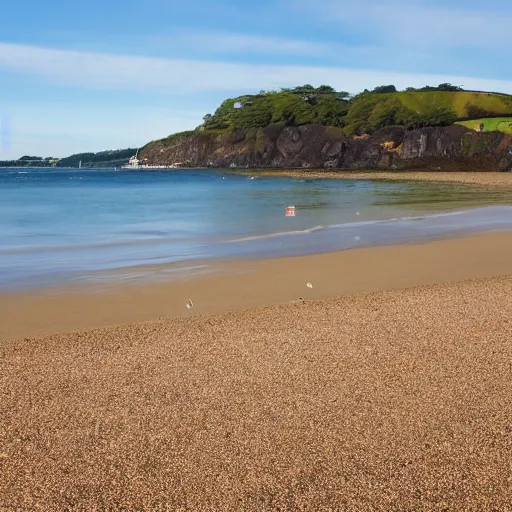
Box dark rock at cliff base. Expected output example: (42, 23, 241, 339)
(498, 157, 512, 171)
(141, 124, 512, 172)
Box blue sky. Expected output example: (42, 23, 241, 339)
(1, 0, 512, 159)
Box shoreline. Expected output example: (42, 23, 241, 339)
(3, 230, 512, 341)
(5, 180, 512, 508)
(230, 169, 512, 187)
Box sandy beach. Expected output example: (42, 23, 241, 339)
(2, 226, 512, 509)
(2, 274, 512, 510)
(3, 172, 512, 509)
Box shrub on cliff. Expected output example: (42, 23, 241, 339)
(395, 105, 458, 129)
(201, 87, 350, 131)
(191, 85, 512, 139)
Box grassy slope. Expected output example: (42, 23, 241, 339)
(394, 91, 512, 118)
(456, 117, 512, 134)
(142, 90, 512, 152)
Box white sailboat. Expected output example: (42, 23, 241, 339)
(79, 160, 82, 169)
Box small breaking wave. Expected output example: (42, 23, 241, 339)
(224, 208, 485, 245)
(225, 225, 327, 243)
(328, 209, 466, 229)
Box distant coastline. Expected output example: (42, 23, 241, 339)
(0, 147, 137, 169)
(5, 166, 512, 190)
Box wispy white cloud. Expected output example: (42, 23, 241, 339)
(301, 0, 512, 50)
(1, 42, 512, 96)
(162, 30, 331, 56)
(3, 38, 512, 159)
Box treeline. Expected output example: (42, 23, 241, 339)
(199, 84, 464, 136)
(56, 148, 137, 167)
(202, 85, 350, 131)
(0, 148, 138, 168)
(370, 83, 464, 94)
(197, 83, 512, 137)
(0, 160, 53, 168)
(0, 156, 58, 167)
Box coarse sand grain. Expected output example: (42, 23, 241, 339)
(2, 276, 512, 510)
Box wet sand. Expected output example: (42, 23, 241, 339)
(2, 273, 512, 509)
(3, 231, 512, 341)
(234, 169, 512, 188)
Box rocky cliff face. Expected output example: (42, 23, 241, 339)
(140, 125, 512, 172)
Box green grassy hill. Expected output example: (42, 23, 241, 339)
(398, 91, 512, 118)
(456, 117, 512, 134)
(340, 90, 512, 135)
(144, 85, 512, 151)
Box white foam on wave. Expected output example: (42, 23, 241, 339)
(225, 208, 490, 245)
(225, 225, 327, 243)
(329, 209, 468, 229)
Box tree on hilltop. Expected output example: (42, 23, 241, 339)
(317, 85, 336, 93)
(372, 85, 397, 94)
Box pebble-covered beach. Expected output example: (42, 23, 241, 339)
(2, 276, 512, 509)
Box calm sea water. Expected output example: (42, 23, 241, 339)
(2, 167, 512, 290)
